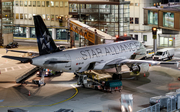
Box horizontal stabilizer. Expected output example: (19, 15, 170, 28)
(2, 56, 31, 63)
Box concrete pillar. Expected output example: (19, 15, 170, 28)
(70, 30, 75, 48)
(52, 28, 56, 40)
(26, 27, 30, 38)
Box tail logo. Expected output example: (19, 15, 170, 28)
(40, 31, 51, 51)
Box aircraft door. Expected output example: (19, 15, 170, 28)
(64, 54, 71, 68)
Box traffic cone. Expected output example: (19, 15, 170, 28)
(143, 73, 146, 77)
(28, 91, 31, 96)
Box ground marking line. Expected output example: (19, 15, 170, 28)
(0, 84, 78, 108)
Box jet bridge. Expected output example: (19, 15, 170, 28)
(68, 18, 116, 47)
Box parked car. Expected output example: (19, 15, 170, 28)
(6, 42, 18, 48)
(145, 49, 154, 59)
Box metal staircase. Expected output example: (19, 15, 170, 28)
(16, 66, 39, 83)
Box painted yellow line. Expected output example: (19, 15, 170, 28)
(0, 84, 78, 108)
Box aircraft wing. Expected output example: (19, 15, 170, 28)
(106, 59, 179, 67)
(2, 55, 32, 63)
(6, 49, 39, 55)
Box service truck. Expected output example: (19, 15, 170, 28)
(153, 48, 174, 61)
(77, 75, 122, 92)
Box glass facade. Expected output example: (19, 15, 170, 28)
(13, 27, 26, 37)
(159, 36, 173, 47)
(56, 29, 68, 40)
(163, 12, 174, 28)
(148, 11, 158, 25)
(69, 1, 130, 37)
(2, 2, 13, 34)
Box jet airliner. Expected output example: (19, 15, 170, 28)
(3, 15, 179, 79)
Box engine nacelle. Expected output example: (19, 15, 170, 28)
(131, 63, 149, 74)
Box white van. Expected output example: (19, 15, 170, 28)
(153, 48, 174, 61)
(145, 49, 154, 59)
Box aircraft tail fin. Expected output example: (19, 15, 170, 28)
(33, 15, 59, 55)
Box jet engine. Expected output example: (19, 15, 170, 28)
(130, 63, 149, 74)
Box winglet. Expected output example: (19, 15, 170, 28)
(5, 48, 8, 53)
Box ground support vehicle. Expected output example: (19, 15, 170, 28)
(120, 94, 133, 112)
(6, 42, 18, 48)
(32, 74, 46, 87)
(153, 48, 174, 61)
(37, 68, 61, 77)
(145, 49, 154, 59)
(103, 80, 122, 92)
(77, 74, 122, 93)
(149, 95, 170, 109)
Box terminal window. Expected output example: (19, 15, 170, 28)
(15, 1, 19, 6)
(24, 14, 28, 19)
(143, 35, 147, 41)
(24, 1, 27, 6)
(46, 1, 50, 7)
(51, 1, 54, 7)
(55, 2, 59, 7)
(60, 1, 63, 7)
(42, 1, 45, 7)
(37, 1, 40, 7)
(33, 1, 36, 7)
(135, 18, 139, 24)
(28, 1, 32, 7)
(20, 1, 23, 6)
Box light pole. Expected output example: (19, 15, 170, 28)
(152, 27, 157, 53)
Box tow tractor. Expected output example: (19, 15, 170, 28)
(32, 73, 46, 87)
(76, 73, 122, 93)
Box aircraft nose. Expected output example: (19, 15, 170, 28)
(31, 56, 44, 67)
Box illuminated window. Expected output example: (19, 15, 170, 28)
(37, 1, 40, 7)
(64, 1, 68, 7)
(130, 17, 133, 24)
(16, 14, 19, 19)
(24, 14, 28, 19)
(28, 1, 32, 7)
(20, 1, 23, 6)
(29, 14, 32, 20)
(33, 1, 36, 7)
(42, 14, 45, 20)
(42, 1, 45, 7)
(51, 15, 54, 21)
(55, 15, 59, 21)
(50, 1, 54, 7)
(46, 14, 50, 20)
(55, 2, 59, 7)
(135, 3, 139, 6)
(143, 35, 147, 41)
(24, 1, 27, 6)
(46, 1, 50, 7)
(60, 1, 63, 7)
(20, 14, 23, 19)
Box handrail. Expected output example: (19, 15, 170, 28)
(16, 66, 39, 83)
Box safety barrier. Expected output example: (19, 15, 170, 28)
(137, 88, 180, 112)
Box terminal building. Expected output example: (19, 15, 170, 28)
(144, 2, 180, 48)
(125, 0, 161, 46)
(12, 0, 130, 46)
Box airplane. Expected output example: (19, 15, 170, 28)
(3, 15, 179, 79)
